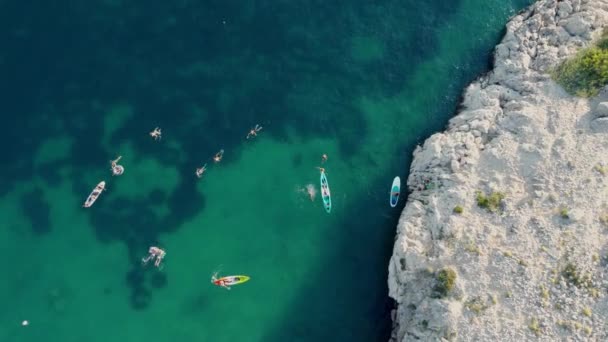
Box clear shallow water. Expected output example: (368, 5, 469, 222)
(0, 0, 532, 341)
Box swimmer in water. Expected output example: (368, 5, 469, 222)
(246, 124, 263, 139)
(110, 156, 124, 176)
(305, 184, 316, 201)
(213, 149, 224, 163)
(321, 154, 328, 163)
(211, 272, 231, 290)
(142, 246, 166, 268)
(195, 164, 207, 178)
(150, 127, 162, 141)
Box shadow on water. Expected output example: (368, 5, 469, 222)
(21, 188, 51, 235)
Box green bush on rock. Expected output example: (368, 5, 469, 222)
(562, 263, 592, 288)
(434, 268, 457, 297)
(476, 191, 505, 212)
(552, 31, 608, 98)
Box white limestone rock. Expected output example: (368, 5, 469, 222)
(595, 102, 608, 117)
(562, 13, 592, 37)
(590, 117, 608, 132)
(389, 1, 608, 341)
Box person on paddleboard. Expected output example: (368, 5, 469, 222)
(213, 149, 224, 163)
(211, 272, 231, 290)
(246, 124, 263, 139)
(317, 166, 326, 174)
(195, 164, 207, 178)
(110, 156, 124, 176)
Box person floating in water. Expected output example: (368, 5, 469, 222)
(195, 164, 207, 178)
(305, 184, 316, 201)
(142, 246, 166, 268)
(213, 149, 224, 163)
(321, 154, 328, 163)
(246, 124, 263, 139)
(110, 156, 124, 176)
(211, 272, 231, 290)
(150, 127, 162, 141)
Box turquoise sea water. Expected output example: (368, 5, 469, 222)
(0, 1, 532, 341)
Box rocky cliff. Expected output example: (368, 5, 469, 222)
(389, 0, 608, 340)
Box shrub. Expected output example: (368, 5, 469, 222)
(559, 207, 569, 219)
(600, 214, 608, 226)
(598, 29, 608, 49)
(476, 191, 505, 212)
(529, 317, 540, 336)
(558, 320, 584, 332)
(453, 205, 463, 214)
(582, 307, 592, 317)
(464, 241, 481, 255)
(594, 164, 607, 175)
(465, 297, 485, 314)
(562, 263, 592, 288)
(552, 30, 608, 97)
(590, 288, 600, 298)
(435, 268, 457, 297)
(540, 285, 549, 300)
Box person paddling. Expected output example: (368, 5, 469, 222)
(213, 149, 224, 163)
(110, 156, 124, 176)
(195, 164, 207, 178)
(246, 124, 263, 139)
(211, 272, 231, 290)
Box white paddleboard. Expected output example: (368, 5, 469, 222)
(390, 177, 400, 207)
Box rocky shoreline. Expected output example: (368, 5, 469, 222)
(388, 0, 608, 340)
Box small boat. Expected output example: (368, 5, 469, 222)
(390, 177, 401, 208)
(83, 181, 106, 208)
(213, 275, 250, 287)
(320, 171, 331, 213)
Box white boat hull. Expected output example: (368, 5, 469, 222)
(83, 181, 106, 208)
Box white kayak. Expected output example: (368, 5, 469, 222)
(83, 181, 106, 208)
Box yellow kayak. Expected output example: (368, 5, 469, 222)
(213, 275, 250, 287)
